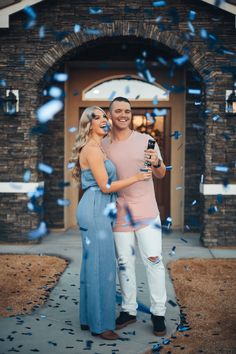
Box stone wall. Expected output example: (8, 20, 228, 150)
(0, 0, 235, 244)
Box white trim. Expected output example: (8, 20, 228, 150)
(200, 0, 236, 15)
(200, 183, 236, 195)
(0, 182, 44, 193)
(0, 0, 43, 28)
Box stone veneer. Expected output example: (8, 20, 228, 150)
(0, 0, 235, 245)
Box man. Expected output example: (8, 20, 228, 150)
(102, 97, 167, 336)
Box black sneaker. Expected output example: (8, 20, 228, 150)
(116, 311, 136, 329)
(151, 314, 166, 336)
(80, 324, 89, 330)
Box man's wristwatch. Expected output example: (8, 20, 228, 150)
(153, 158, 162, 168)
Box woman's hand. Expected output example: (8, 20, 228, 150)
(135, 169, 152, 181)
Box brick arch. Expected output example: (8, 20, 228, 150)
(29, 21, 209, 84)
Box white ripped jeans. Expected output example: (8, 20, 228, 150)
(114, 216, 167, 316)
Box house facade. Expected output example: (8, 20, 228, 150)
(0, 0, 235, 245)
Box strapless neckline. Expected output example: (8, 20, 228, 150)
(81, 159, 110, 171)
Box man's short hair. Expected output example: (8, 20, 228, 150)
(109, 96, 131, 111)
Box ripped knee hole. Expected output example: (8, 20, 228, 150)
(148, 256, 161, 264)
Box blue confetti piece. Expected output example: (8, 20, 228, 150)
(216, 194, 223, 203)
(28, 221, 47, 239)
(188, 88, 201, 95)
(170, 131, 182, 139)
(187, 21, 195, 33)
(152, 343, 162, 352)
(89, 7, 103, 14)
(53, 73, 68, 82)
(23, 6, 36, 29)
(131, 246, 135, 256)
(223, 178, 229, 188)
(153, 1, 166, 7)
(48, 341, 57, 346)
(212, 114, 221, 121)
(200, 28, 208, 39)
(152, 95, 158, 105)
(191, 200, 197, 206)
(189, 10, 196, 21)
(116, 291, 122, 304)
(103, 122, 111, 133)
(38, 163, 53, 174)
(200, 174, 204, 183)
(0, 79, 7, 87)
(27, 202, 34, 211)
(103, 202, 117, 219)
(57, 199, 70, 206)
(221, 48, 235, 56)
(169, 246, 176, 256)
(67, 162, 76, 169)
(84, 28, 102, 35)
(68, 127, 77, 133)
(125, 85, 130, 94)
(36, 99, 63, 123)
(27, 186, 44, 199)
(136, 58, 146, 71)
(124, 204, 137, 227)
(180, 237, 188, 243)
(137, 302, 151, 314)
(106, 177, 112, 189)
(85, 236, 91, 246)
(173, 54, 189, 66)
(108, 90, 116, 101)
(74, 24, 81, 33)
(39, 25, 45, 39)
(208, 205, 218, 214)
(146, 113, 155, 124)
(151, 220, 162, 229)
(142, 51, 147, 58)
(215, 166, 229, 172)
(23, 6, 36, 19)
(156, 56, 168, 66)
(166, 165, 172, 170)
(153, 108, 167, 116)
(144, 69, 156, 83)
(23, 170, 31, 182)
(48, 86, 63, 98)
(162, 338, 170, 345)
(177, 324, 190, 332)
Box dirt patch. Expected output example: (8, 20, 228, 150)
(144, 258, 236, 354)
(0, 254, 68, 317)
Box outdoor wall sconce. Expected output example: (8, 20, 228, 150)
(226, 88, 236, 113)
(2, 89, 19, 115)
(226, 76, 236, 114)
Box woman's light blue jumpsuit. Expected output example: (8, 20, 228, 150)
(77, 160, 117, 334)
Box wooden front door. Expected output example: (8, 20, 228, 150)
(131, 108, 171, 221)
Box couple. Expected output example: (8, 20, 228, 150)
(71, 97, 167, 340)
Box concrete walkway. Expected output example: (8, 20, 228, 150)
(0, 229, 235, 354)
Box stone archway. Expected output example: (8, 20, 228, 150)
(29, 21, 211, 235)
(29, 22, 210, 84)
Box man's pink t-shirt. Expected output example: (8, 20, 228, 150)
(102, 131, 162, 232)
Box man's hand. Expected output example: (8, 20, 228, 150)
(144, 149, 159, 167)
(144, 149, 166, 179)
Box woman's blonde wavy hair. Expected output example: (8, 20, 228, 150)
(70, 106, 106, 183)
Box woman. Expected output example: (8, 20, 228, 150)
(71, 106, 151, 340)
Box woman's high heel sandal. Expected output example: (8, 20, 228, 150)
(91, 330, 119, 340)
